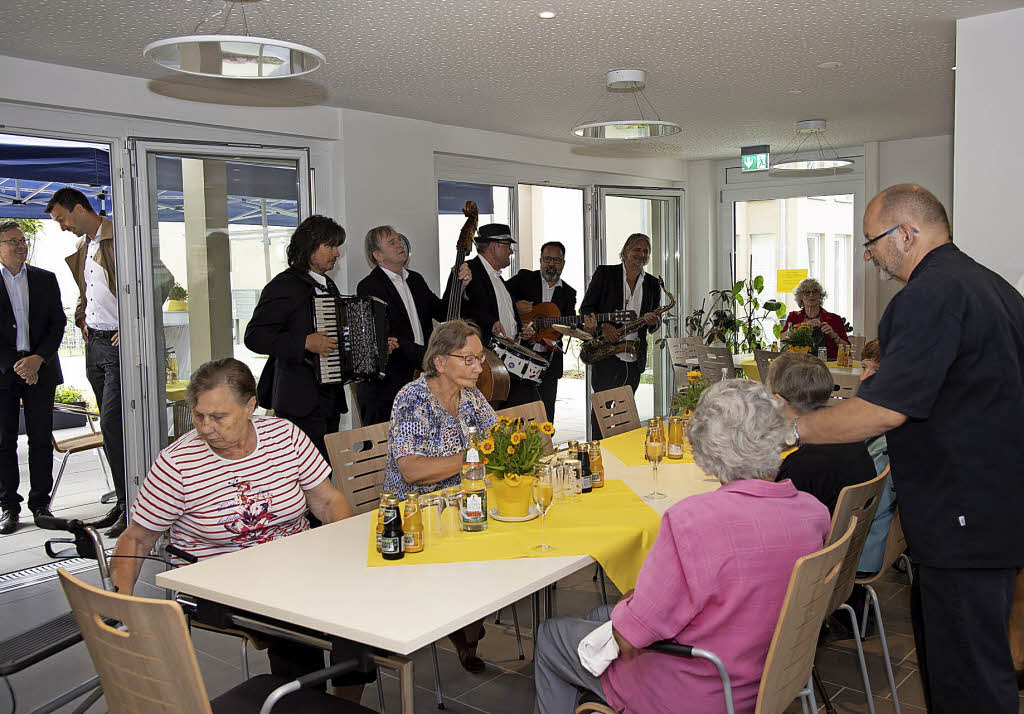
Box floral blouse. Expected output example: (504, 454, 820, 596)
(383, 376, 497, 499)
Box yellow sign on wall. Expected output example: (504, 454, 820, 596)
(776, 269, 809, 294)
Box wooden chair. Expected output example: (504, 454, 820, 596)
(752, 349, 783, 384)
(495, 400, 555, 456)
(57, 569, 374, 714)
(590, 386, 641, 438)
(816, 469, 899, 714)
(665, 338, 699, 393)
(325, 421, 390, 514)
(170, 399, 195, 441)
(695, 345, 736, 383)
(831, 371, 861, 399)
(575, 517, 858, 714)
(857, 507, 911, 646)
(850, 335, 866, 361)
(48, 403, 113, 509)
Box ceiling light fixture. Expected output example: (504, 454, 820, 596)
(571, 69, 681, 140)
(143, 0, 325, 79)
(769, 119, 855, 177)
(538, 10, 556, 19)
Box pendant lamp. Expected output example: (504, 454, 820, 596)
(769, 120, 854, 177)
(571, 70, 682, 140)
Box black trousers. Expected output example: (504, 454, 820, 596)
(504, 375, 541, 411)
(910, 564, 1018, 714)
(0, 378, 57, 512)
(85, 335, 125, 506)
(538, 369, 559, 422)
(266, 635, 376, 687)
(589, 357, 643, 437)
(277, 390, 342, 464)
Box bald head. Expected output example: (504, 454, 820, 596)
(863, 184, 952, 283)
(871, 184, 950, 236)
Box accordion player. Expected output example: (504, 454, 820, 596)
(311, 295, 389, 384)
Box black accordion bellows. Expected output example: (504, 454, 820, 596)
(312, 295, 389, 384)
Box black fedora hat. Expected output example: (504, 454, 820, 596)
(475, 223, 516, 244)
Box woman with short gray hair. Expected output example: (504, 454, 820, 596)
(779, 277, 850, 359)
(532, 378, 830, 714)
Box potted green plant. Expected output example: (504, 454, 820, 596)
(480, 416, 555, 517)
(671, 371, 712, 416)
(781, 324, 815, 353)
(52, 385, 89, 429)
(167, 283, 189, 311)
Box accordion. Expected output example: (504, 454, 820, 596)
(311, 295, 389, 385)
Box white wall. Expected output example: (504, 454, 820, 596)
(954, 8, 1024, 288)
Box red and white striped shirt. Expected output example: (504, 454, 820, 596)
(131, 416, 330, 563)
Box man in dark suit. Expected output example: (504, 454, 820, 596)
(506, 241, 576, 421)
(581, 233, 662, 436)
(355, 225, 470, 425)
(244, 215, 348, 461)
(446, 223, 539, 408)
(0, 221, 65, 534)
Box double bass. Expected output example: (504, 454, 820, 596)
(445, 201, 511, 405)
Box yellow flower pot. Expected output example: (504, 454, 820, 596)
(788, 345, 812, 353)
(167, 299, 189, 312)
(490, 472, 534, 517)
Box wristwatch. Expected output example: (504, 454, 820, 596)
(785, 416, 801, 447)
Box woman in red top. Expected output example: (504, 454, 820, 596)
(780, 278, 850, 359)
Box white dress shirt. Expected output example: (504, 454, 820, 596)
(481, 258, 518, 340)
(308, 270, 329, 294)
(84, 240, 119, 331)
(618, 265, 645, 362)
(380, 266, 424, 344)
(1, 263, 30, 351)
(535, 276, 563, 354)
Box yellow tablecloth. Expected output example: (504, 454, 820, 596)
(601, 427, 694, 466)
(740, 358, 861, 382)
(166, 380, 189, 402)
(366, 479, 662, 592)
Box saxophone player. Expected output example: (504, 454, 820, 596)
(580, 233, 662, 436)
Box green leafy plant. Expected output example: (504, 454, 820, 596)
(168, 283, 188, 301)
(55, 385, 85, 404)
(685, 299, 707, 338)
(733, 276, 787, 352)
(781, 324, 815, 350)
(480, 416, 555, 478)
(671, 370, 711, 415)
(700, 276, 785, 353)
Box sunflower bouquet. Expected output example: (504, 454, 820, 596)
(782, 323, 815, 352)
(671, 370, 711, 416)
(480, 416, 555, 480)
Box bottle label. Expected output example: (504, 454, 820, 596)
(381, 535, 402, 554)
(591, 469, 603, 485)
(462, 491, 487, 523)
(668, 444, 684, 457)
(466, 447, 480, 463)
(403, 531, 423, 550)
(376, 532, 383, 550)
(582, 474, 592, 489)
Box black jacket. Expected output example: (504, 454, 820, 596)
(444, 256, 522, 346)
(0, 264, 64, 389)
(244, 266, 346, 417)
(505, 269, 577, 379)
(579, 264, 661, 371)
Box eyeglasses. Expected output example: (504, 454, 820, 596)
(863, 224, 917, 251)
(446, 353, 485, 367)
(801, 289, 821, 296)
(540, 257, 565, 265)
(0, 238, 28, 246)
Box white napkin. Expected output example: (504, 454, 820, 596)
(578, 620, 620, 676)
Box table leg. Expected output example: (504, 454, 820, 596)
(373, 654, 415, 714)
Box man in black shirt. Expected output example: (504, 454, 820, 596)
(767, 352, 875, 514)
(793, 184, 1024, 714)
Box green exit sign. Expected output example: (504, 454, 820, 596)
(741, 145, 770, 172)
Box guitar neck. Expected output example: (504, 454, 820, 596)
(534, 312, 625, 328)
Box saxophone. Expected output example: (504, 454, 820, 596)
(579, 278, 676, 365)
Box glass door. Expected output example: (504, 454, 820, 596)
(592, 187, 684, 430)
(126, 141, 310, 491)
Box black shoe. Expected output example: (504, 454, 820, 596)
(32, 507, 55, 528)
(0, 507, 18, 534)
(104, 515, 127, 539)
(93, 503, 124, 529)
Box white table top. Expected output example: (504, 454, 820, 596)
(156, 447, 718, 655)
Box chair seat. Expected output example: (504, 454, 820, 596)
(210, 673, 375, 713)
(55, 433, 104, 454)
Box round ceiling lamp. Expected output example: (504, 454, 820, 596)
(571, 69, 682, 140)
(769, 119, 855, 177)
(143, 0, 325, 80)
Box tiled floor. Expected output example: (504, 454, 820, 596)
(10, 556, 1022, 714)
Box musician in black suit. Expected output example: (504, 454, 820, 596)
(446, 223, 539, 408)
(244, 215, 348, 461)
(506, 241, 577, 421)
(0, 221, 65, 534)
(580, 233, 662, 436)
(355, 225, 470, 426)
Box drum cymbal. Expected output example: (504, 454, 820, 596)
(552, 324, 594, 341)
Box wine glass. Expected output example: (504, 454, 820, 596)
(645, 426, 667, 500)
(532, 466, 556, 552)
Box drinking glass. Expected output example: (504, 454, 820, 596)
(440, 486, 462, 539)
(532, 467, 556, 552)
(645, 426, 667, 499)
(563, 458, 582, 503)
(550, 463, 567, 503)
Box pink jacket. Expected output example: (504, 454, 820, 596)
(602, 478, 830, 714)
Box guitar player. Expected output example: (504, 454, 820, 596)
(506, 241, 577, 421)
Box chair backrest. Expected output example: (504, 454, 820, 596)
(58, 569, 213, 714)
(695, 346, 735, 383)
(171, 400, 195, 441)
(590, 386, 641, 438)
(824, 468, 889, 610)
(755, 517, 856, 714)
(752, 349, 783, 384)
(849, 335, 866, 361)
(856, 507, 907, 587)
(831, 371, 861, 399)
(494, 400, 555, 455)
(665, 338, 690, 393)
(325, 422, 390, 514)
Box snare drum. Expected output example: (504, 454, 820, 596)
(491, 337, 550, 384)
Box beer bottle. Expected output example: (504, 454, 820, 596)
(381, 495, 404, 560)
(376, 491, 394, 553)
(460, 427, 488, 532)
(578, 440, 592, 493)
(403, 493, 425, 553)
(588, 441, 605, 489)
